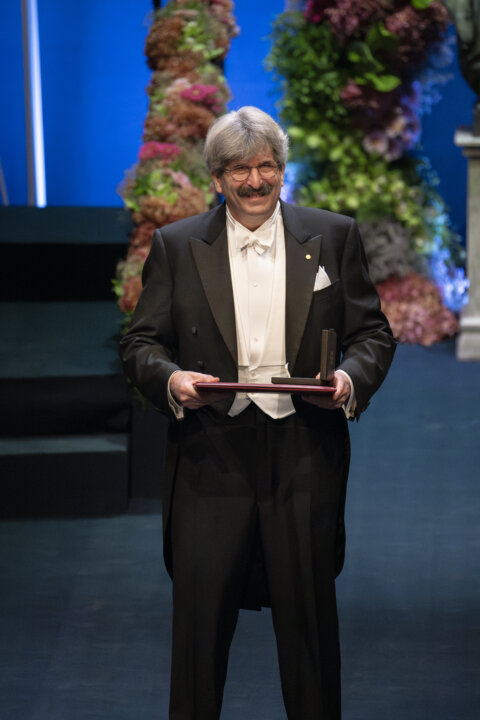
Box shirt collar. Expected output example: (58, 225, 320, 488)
(226, 201, 281, 237)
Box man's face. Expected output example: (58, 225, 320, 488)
(211, 148, 285, 231)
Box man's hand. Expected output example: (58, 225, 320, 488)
(301, 371, 351, 410)
(170, 370, 225, 410)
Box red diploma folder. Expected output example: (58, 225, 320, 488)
(194, 382, 335, 394)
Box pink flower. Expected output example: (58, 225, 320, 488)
(166, 78, 191, 97)
(171, 170, 192, 188)
(340, 80, 398, 115)
(180, 84, 219, 105)
(376, 272, 458, 345)
(138, 142, 182, 161)
(118, 275, 142, 314)
(315, 0, 384, 39)
(304, 0, 334, 24)
(340, 79, 363, 103)
(131, 247, 149, 262)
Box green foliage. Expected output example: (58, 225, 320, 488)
(267, 13, 403, 139)
(266, 8, 457, 263)
(158, 1, 227, 62)
(267, 14, 349, 130)
(180, 18, 224, 60)
(348, 22, 401, 92)
(297, 132, 420, 226)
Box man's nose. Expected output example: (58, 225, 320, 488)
(247, 167, 263, 186)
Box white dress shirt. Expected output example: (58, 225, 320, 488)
(226, 202, 295, 419)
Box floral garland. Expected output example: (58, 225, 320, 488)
(269, 0, 468, 345)
(114, 0, 238, 314)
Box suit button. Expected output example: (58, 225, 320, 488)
(197, 360, 205, 369)
(191, 326, 197, 335)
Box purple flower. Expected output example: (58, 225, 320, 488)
(430, 35, 455, 69)
(401, 82, 422, 112)
(386, 112, 408, 139)
(323, 0, 384, 39)
(385, 138, 404, 161)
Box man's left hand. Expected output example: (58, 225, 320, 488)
(301, 371, 351, 410)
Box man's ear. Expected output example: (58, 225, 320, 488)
(211, 173, 222, 194)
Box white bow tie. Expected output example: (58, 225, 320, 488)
(238, 234, 274, 255)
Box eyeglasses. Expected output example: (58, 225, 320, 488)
(223, 163, 279, 182)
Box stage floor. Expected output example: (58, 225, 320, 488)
(0, 340, 479, 719)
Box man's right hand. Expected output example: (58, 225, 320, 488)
(170, 370, 224, 409)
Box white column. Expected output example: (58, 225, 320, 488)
(21, 0, 47, 207)
(454, 127, 480, 360)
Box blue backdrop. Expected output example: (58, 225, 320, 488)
(0, 1, 476, 238)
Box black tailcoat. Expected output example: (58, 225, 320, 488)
(120, 200, 396, 605)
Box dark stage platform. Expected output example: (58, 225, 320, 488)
(0, 340, 479, 719)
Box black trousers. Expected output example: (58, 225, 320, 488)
(169, 403, 349, 720)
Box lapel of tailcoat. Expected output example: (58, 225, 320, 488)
(188, 201, 323, 372)
(188, 204, 238, 365)
(281, 201, 323, 372)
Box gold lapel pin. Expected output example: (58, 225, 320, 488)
(305, 254, 312, 260)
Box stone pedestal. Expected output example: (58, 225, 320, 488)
(454, 127, 480, 360)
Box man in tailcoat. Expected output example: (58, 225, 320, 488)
(120, 106, 396, 720)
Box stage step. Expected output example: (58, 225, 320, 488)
(0, 299, 136, 516)
(0, 375, 130, 437)
(0, 206, 132, 301)
(0, 434, 129, 518)
(0, 204, 168, 515)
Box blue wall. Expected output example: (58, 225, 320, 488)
(1, 2, 28, 205)
(0, 1, 476, 238)
(1, 0, 151, 207)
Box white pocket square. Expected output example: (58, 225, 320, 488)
(313, 265, 332, 292)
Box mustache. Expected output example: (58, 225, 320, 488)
(237, 183, 273, 198)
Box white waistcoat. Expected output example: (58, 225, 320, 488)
(226, 203, 295, 419)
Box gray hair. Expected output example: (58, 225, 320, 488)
(203, 106, 289, 175)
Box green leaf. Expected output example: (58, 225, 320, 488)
(347, 41, 382, 72)
(366, 23, 398, 53)
(411, 0, 435, 9)
(288, 126, 305, 140)
(345, 196, 360, 210)
(306, 133, 322, 149)
(124, 199, 140, 212)
(328, 147, 344, 162)
(364, 72, 401, 92)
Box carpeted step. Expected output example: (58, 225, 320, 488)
(0, 206, 132, 301)
(0, 434, 129, 517)
(0, 375, 130, 437)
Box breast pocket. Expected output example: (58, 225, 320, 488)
(309, 280, 344, 332)
(313, 279, 340, 304)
